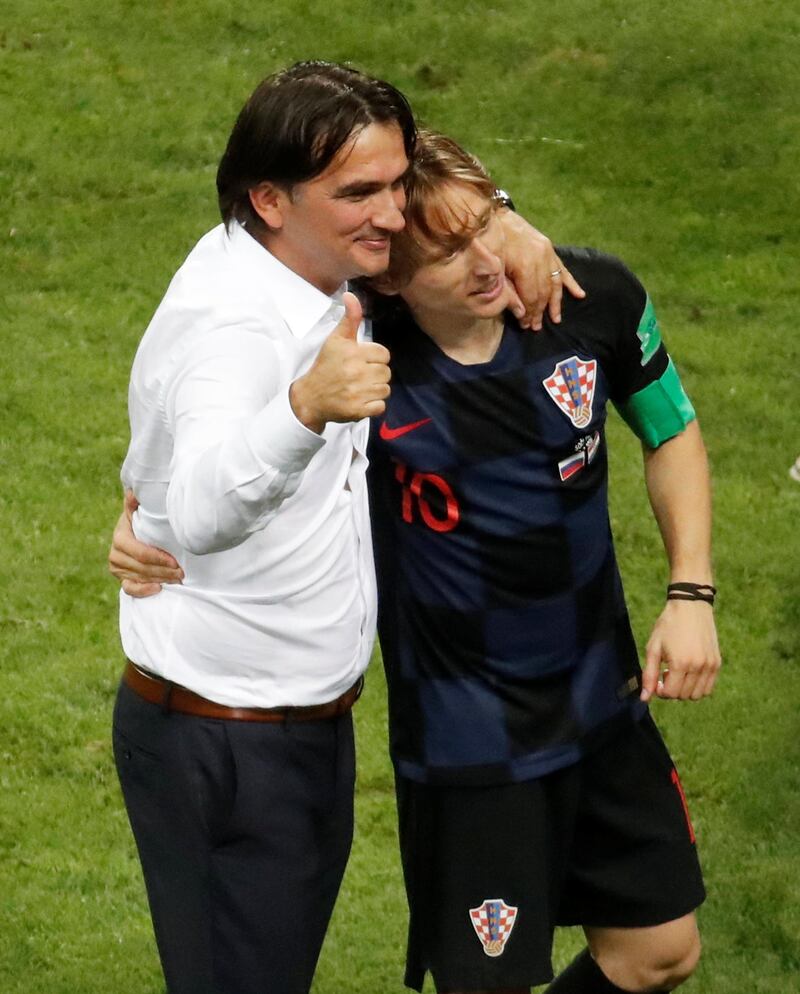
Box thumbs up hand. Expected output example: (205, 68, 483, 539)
(289, 292, 391, 433)
(329, 290, 363, 342)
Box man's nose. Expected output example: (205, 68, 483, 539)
(371, 188, 406, 232)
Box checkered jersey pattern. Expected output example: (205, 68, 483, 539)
(368, 249, 683, 785)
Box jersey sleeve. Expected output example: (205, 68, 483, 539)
(560, 249, 696, 449)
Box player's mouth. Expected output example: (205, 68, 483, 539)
(470, 273, 505, 302)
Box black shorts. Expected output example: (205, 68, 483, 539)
(396, 713, 705, 992)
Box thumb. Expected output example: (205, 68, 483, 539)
(331, 291, 363, 340)
(640, 639, 662, 702)
(124, 488, 139, 520)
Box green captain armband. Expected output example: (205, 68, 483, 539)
(616, 358, 696, 448)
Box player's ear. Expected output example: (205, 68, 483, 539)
(249, 182, 289, 231)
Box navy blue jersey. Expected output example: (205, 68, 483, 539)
(367, 248, 695, 786)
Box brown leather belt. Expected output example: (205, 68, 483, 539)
(123, 660, 364, 723)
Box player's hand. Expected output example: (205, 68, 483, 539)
(498, 211, 585, 330)
(290, 292, 391, 432)
(640, 599, 721, 701)
(108, 490, 184, 597)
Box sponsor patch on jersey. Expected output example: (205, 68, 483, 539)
(379, 416, 432, 441)
(558, 430, 600, 481)
(543, 356, 597, 428)
(469, 898, 518, 957)
(586, 429, 601, 464)
(636, 295, 662, 366)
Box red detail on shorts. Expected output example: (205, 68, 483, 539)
(670, 768, 696, 844)
(379, 417, 432, 440)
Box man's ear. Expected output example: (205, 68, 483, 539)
(248, 182, 288, 230)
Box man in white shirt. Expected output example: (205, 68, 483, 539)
(112, 61, 578, 994)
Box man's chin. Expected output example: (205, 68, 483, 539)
(353, 246, 392, 277)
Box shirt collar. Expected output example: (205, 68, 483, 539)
(226, 221, 345, 339)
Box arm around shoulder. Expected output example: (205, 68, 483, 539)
(496, 209, 585, 329)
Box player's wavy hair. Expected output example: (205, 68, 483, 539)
(369, 129, 499, 295)
(217, 60, 416, 233)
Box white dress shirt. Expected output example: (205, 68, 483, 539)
(119, 222, 377, 707)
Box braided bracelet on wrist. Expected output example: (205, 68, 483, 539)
(667, 582, 716, 606)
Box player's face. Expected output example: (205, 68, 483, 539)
(399, 183, 513, 324)
(267, 123, 409, 295)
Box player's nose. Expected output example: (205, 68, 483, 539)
(471, 236, 503, 274)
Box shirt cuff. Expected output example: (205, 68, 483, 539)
(245, 385, 326, 474)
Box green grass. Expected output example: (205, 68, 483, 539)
(2, 0, 799, 990)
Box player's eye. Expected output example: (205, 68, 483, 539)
(435, 248, 462, 266)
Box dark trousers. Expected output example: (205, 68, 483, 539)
(113, 680, 355, 994)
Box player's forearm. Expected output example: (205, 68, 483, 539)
(643, 419, 713, 584)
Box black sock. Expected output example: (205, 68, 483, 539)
(544, 947, 670, 993)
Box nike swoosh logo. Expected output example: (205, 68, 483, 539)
(379, 417, 432, 441)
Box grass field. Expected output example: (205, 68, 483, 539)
(2, 1, 799, 991)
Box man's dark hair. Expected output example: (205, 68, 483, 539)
(217, 61, 417, 231)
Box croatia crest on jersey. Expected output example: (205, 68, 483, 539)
(469, 898, 518, 957)
(543, 356, 597, 428)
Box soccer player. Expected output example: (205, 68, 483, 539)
(362, 131, 719, 994)
(112, 130, 720, 994)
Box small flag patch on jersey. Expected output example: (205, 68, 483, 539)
(469, 899, 518, 957)
(558, 430, 600, 481)
(558, 451, 585, 480)
(543, 356, 597, 428)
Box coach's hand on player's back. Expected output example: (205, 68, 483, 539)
(109, 490, 184, 597)
(640, 599, 722, 702)
(290, 291, 391, 433)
